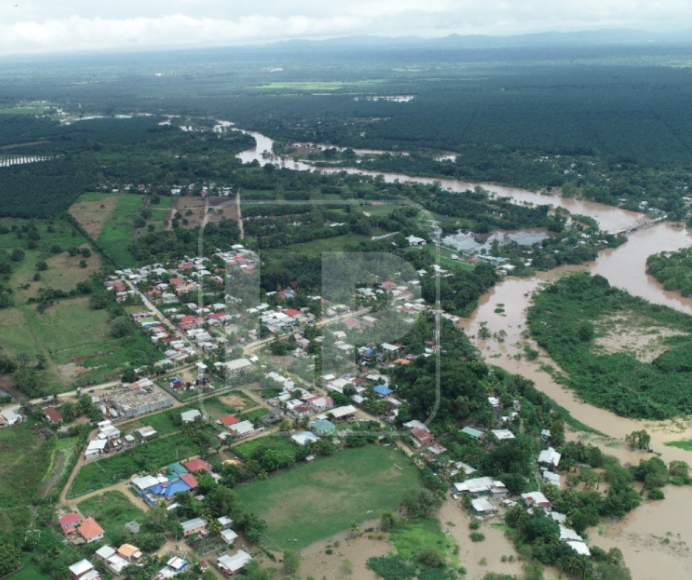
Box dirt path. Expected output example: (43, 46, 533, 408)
(200, 196, 210, 229)
(165, 197, 179, 231)
(236, 189, 244, 240)
(65, 479, 148, 512)
(59, 430, 94, 505)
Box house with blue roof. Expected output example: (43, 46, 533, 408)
(373, 384, 394, 397)
(149, 478, 192, 499)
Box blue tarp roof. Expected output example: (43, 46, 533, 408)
(374, 384, 394, 396)
(150, 479, 191, 498)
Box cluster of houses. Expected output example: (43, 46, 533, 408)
(265, 371, 335, 418)
(130, 459, 210, 507)
(59, 513, 105, 545)
(84, 420, 122, 460)
(216, 413, 264, 443)
(63, 501, 253, 579)
(68, 552, 190, 580)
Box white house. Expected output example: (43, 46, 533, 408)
(181, 409, 202, 423)
(406, 235, 426, 246)
(538, 447, 561, 469)
(217, 550, 252, 576)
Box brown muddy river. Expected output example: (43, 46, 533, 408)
(231, 124, 692, 580)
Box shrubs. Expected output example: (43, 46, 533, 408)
(367, 555, 415, 580)
(469, 532, 486, 542)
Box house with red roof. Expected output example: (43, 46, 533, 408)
(169, 277, 185, 286)
(178, 315, 204, 331)
(44, 407, 63, 423)
(180, 473, 198, 490)
(78, 517, 105, 544)
(218, 415, 239, 428)
(283, 308, 302, 318)
(59, 513, 82, 534)
(381, 281, 397, 291)
(184, 458, 212, 474)
(410, 427, 435, 448)
(109, 282, 127, 293)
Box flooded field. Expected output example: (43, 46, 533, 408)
(443, 228, 551, 253)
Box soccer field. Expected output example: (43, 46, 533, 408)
(235, 445, 421, 550)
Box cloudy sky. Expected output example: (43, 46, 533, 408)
(0, 0, 689, 56)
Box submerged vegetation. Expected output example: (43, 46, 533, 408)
(528, 272, 692, 419)
(647, 246, 692, 296)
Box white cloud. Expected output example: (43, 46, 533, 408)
(0, 1, 690, 56)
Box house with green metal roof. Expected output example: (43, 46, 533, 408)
(166, 462, 189, 481)
(311, 418, 336, 435)
(461, 426, 485, 441)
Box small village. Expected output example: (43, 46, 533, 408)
(0, 242, 598, 580)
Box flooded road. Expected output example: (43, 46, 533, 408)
(230, 124, 692, 580)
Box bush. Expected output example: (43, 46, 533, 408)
(470, 532, 486, 542)
(367, 555, 415, 580)
(418, 548, 445, 568)
(648, 488, 665, 500)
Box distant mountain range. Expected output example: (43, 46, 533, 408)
(270, 29, 692, 50)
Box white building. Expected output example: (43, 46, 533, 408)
(217, 551, 252, 575)
(181, 409, 202, 423)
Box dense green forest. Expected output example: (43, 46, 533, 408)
(527, 273, 692, 419)
(3, 43, 692, 218)
(0, 115, 254, 218)
(646, 247, 692, 296)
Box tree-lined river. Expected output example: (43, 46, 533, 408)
(231, 123, 692, 580)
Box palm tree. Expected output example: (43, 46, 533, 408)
(348, 521, 361, 539)
(207, 518, 222, 537)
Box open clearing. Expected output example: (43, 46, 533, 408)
(0, 295, 157, 392)
(69, 193, 120, 238)
(7, 564, 51, 580)
(0, 425, 53, 531)
(594, 314, 688, 363)
(235, 445, 421, 550)
(96, 193, 145, 268)
(77, 490, 147, 538)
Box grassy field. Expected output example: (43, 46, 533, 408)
(69, 192, 121, 239)
(0, 295, 139, 391)
(403, 244, 475, 271)
(233, 435, 296, 460)
(265, 232, 372, 258)
(6, 564, 52, 580)
(96, 194, 145, 268)
(77, 490, 147, 538)
(235, 445, 421, 549)
(68, 433, 201, 498)
(391, 518, 457, 561)
(0, 425, 54, 533)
